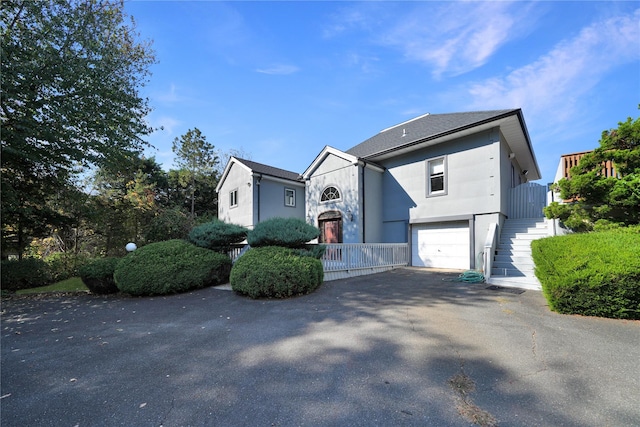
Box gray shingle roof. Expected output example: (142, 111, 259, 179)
(346, 109, 519, 159)
(234, 157, 301, 181)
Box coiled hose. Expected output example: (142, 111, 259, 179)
(444, 270, 485, 283)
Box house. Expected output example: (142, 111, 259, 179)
(218, 109, 544, 273)
(216, 157, 305, 229)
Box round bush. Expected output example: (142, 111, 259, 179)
(189, 220, 249, 251)
(114, 240, 232, 296)
(79, 257, 121, 295)
(230, 246, 323, 299)
(247, 217, 320, 248)
(1, 258, 52, 292)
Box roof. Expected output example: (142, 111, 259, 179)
(233, 157, 301, 181)
(346, 109, 520, 159)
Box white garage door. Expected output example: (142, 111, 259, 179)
(411, 222, 470, 269)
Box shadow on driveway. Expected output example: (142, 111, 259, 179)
(2, 268, 639, 426)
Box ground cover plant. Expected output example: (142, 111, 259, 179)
(16, 277, 88, 295)
(79, 257, 121, 294)
(532, 230, 640, 319)
(114, 240, 232, 296)
(230, 246, 323, 298)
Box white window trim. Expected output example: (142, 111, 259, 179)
(284, 188, 296, 207)
(230, 188, 238, 208)
(426, 156, 447, 197)
(320, 185, 342, 203)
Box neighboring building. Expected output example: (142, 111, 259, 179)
(216, 157, 305, 229)
(551, 150, 617, 202)
(218, 109, 543, 271)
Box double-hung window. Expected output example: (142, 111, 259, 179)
(427, 157, 447, 196)
(284, 188, 295, 207)
(230, 189, 238, 208)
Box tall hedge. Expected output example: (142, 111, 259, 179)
(532, 231, 640, 319)
(247, 217, 319, 248)
(114, 240, 232, 296)
(1, 258, 52, 292)
(230, 246, 323, 298)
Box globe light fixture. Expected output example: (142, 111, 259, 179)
(125, 242, 137, 252)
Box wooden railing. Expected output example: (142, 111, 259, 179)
(321, 243, 409, 272)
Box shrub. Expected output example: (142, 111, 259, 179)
(144, 208, 193, 243)
(532, 231, 640, 319)
(189, 220, 249, 252)
(45, 252, 88, 282)
(230, 246, 323, 299)
(79, 257, 121, 294)
(247, 217, 320, 248)
(1, 258, 52, 292)
(114, 240, 232, 296)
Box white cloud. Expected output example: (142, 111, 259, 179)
(465, 9, 640, 121)
(379, 2, 534, 78)
(255, 64, 300, 75)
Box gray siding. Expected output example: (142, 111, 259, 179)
(217, 163, 254, 228)
(380, 130, 501, 238)
(363, 166, 383, 243)
(255, 178, 305, 223)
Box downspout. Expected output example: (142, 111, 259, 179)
(360, 160, 366, 243)
(256, 174, 262, 223)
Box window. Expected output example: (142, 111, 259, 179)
(427, 157, 447, 196)
(321, 186, 341, 202)
(230, 189, 238, 208)
(285, 188, 295, 207)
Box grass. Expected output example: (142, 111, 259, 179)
(16, 277, 88, 295)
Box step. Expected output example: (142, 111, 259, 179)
(493, 261, 535, 272)
(491, 266, 535, 276)
(486, 276, 541, 291)
(494, 254, 534, 263)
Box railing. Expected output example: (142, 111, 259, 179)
(321, 243, 409, 272)
(228, 244, 250, 263)
(482, 223, 498, 281)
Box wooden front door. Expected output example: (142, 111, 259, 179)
(322, 219, 341, 243)
(318, 211, 343, 243)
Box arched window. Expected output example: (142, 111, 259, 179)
(321, 186, 341, 202)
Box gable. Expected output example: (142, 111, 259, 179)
(216, 156, 302, 193)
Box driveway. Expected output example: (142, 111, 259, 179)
(1, 268, 639, 427)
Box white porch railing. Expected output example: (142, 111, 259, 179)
(321, 243, 410, 281)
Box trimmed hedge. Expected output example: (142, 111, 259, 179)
(114, 240, 232, 296)
(230, 246, 323, 299)
(532, 230, 640, 319)
(188, 220, 249, 251)
(247, 217, 319, 248)
(1, 258, 52, 292)
(79, 257, 121, 294)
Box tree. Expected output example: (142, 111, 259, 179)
(1, 0, 156, 257)
(545, 112, 640, 231)
(171, 128, 219, 218)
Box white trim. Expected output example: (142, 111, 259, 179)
(426, 155, 447, 197)
(229, 188, 238, 208)
(302, 146, 359, 179)
(284, 188, 296, 207)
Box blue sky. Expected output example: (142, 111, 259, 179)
(125, 1, 639, 184)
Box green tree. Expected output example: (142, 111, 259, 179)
(1, 0, 156, 257)
(545, 112, 640, 231)
(172, 128, 219, 218)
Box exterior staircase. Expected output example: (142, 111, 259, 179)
(487, 218, 548, 290)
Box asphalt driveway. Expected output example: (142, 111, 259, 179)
(2, 268, 639, 427)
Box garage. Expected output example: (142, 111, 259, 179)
(411, 221, 470, 269)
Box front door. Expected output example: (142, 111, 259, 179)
(322, 219, 341, 243)
(318, 210, 343, 243)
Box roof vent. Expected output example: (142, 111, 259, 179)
(402, 128, 407, 137)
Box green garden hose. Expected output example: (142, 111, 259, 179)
(443, 270, 485, 283)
